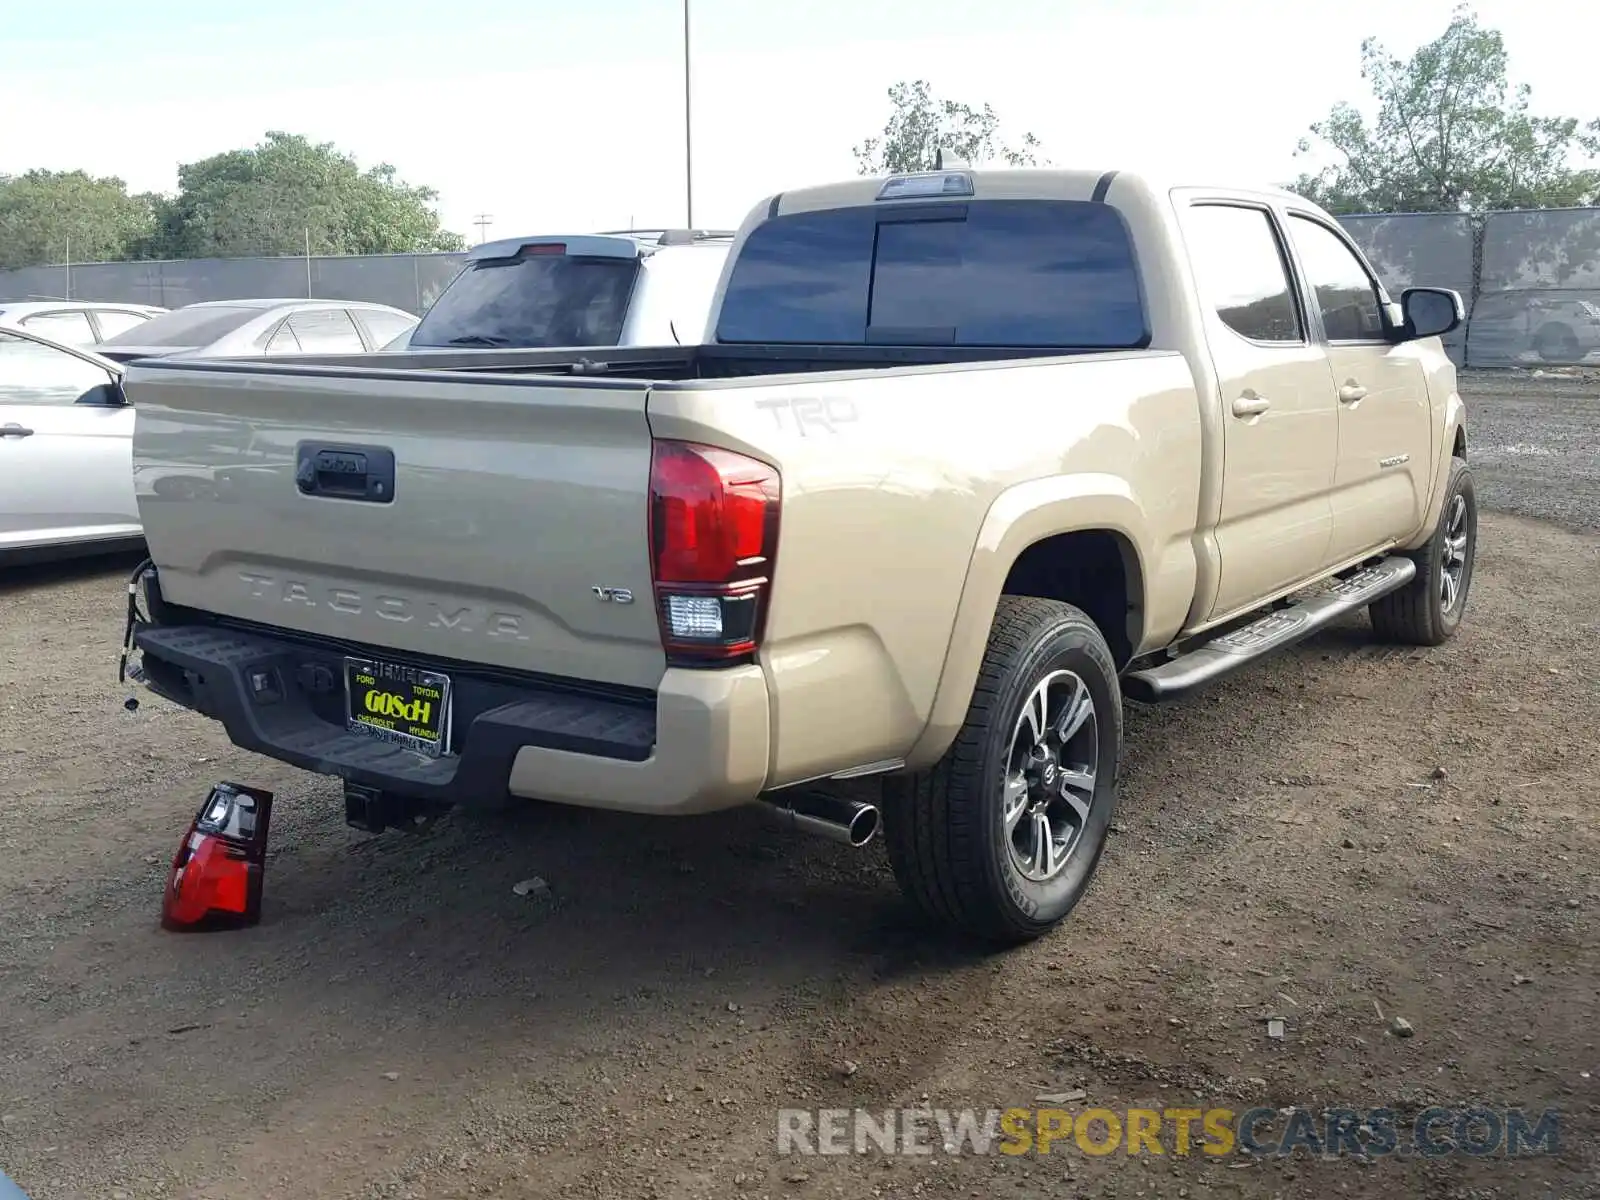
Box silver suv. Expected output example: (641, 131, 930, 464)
(387, 229, 733, 351)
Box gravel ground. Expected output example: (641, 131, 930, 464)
(1459, 367, 1600, 532)
(0, 374, 1596, 1200)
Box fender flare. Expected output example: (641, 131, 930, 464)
(904, 474, 1151, 770)
(1404, 394, 1467, 552)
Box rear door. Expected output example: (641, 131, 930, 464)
(126, 362, 666, 688)
(1176, 201, 1340, 620)
(1283, 213, 1434, 563)
(0, 331, 137, 551)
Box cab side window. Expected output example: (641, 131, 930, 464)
(1287, 216, 1386, 342)
(1181, 205, 1305, 344)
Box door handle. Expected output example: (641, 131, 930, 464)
(1231, 394, 1271, 418)
(0, 423, 35, 438)
(1338, 383, 1368, 404)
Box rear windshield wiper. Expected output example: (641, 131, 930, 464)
(443, 334, 511, 346)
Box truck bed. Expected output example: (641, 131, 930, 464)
(124, 339, 1201, 811)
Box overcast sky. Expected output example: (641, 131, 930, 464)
(5, 0, 1594, 244)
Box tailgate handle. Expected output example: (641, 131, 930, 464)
(295, 442, 396, 503)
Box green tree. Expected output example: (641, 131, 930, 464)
(1291, 7, 1600, 214)
(0, 170, 158, 271)
(148, 131, 464, 259)
(854, 80, 1045, 175)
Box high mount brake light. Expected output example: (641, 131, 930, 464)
(649, 440, 780, 663)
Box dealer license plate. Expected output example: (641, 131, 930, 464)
(344, 656, 452, 757)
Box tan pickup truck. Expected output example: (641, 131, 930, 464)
(120, 168, 1475, 943)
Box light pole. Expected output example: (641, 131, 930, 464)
(683, 0, 693, 228)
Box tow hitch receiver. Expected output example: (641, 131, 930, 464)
(162, 782, 274, 931)
(344, 782, 450, 834)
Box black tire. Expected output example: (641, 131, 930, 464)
(1369, 456, 1477, 646)
(882, 597, 1122, 945)
(1534, 323, 1580, 363)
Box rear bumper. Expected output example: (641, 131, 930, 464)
(131, 623, 771, 815)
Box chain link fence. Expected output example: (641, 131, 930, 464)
(3, 209, 1599, 366)
(1337, 208, 1600, 367)
(1467, 208, 1600, 367)
(1337, 213, 1475, 364)
(0, 252, 468, 317)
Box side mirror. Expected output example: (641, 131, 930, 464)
(1399, 287, 1465, 341)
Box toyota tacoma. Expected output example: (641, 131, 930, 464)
(119, 167, 1476, 943)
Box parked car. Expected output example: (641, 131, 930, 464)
(93, 299, 418, 363)
(1524, 295, 1600, 362)
(121, 167, 1473, 943)
(0, 324, 138, 562)
(0, 300, 167, 346)
(385, 229, 733, 350)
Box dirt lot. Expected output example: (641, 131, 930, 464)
(1, 371, 1596, 1200)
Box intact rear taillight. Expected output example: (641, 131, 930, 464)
(649, 440, 780, 663)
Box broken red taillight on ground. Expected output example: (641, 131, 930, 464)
(648, 439, 780, 664)
(161, 782, 274, 931)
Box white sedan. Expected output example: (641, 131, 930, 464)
(0, 300, 167, 346)
(0, 325, 138, 562)
(94, 298, 418, 362)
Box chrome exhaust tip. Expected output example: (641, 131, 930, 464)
(760, 790, 880, 848)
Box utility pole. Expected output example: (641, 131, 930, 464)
(305, 228, 313, 298)
(64, 234, 71, 300)
(473, 213, 494, 245)
(683, 0, 693, 228)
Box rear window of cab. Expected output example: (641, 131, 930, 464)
(714, 198, 1148, 349)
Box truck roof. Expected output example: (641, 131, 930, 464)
(759, 167, 1311, 219)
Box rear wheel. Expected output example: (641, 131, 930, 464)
(1369, 456, 1477, 646)
(883, 597, 1122, 944)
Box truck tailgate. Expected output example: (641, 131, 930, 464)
(126, 362, 667, 690)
